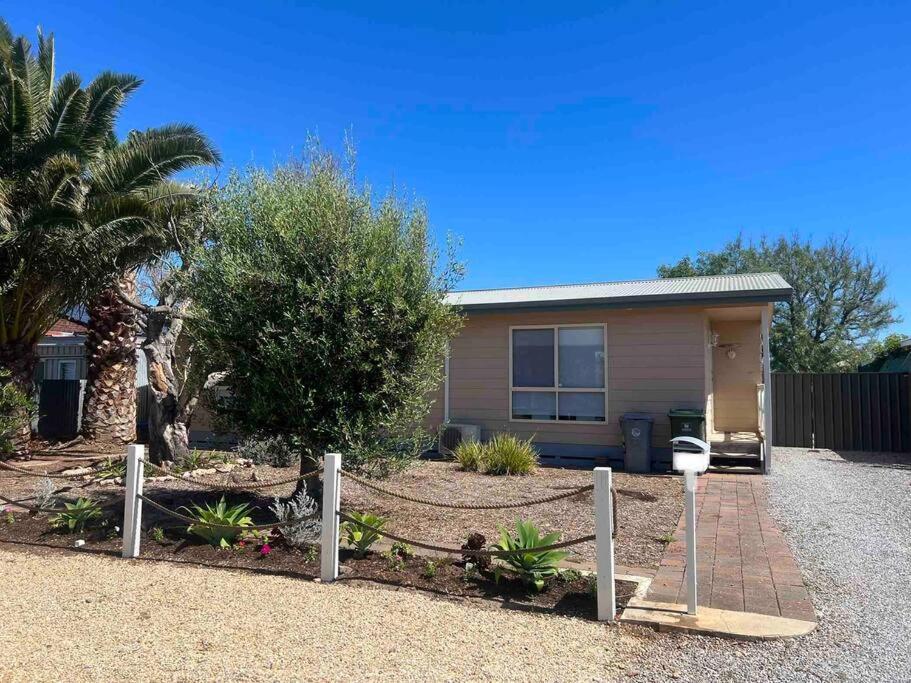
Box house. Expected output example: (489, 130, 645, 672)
(428, 273, 792, 473)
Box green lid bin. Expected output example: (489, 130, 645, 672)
(668, 408, 706, 444)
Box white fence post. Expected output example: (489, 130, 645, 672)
(122, 444, 145, 559)
(684, 470, 698, 615)
(320, 452, 341, 583)
(594, 466, 616, 622)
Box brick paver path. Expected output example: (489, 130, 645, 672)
(645, 473, 815, 622)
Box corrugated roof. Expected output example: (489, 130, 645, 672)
(446, 273, 792, 310)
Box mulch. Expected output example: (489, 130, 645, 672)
(342, 461, 683, 569)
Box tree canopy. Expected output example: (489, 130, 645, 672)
(192, 148, 462, 474)
(658, 235, 899, 372)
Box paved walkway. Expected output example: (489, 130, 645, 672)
(645, 472, 815, 622)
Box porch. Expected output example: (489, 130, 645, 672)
(704, 304, 773, 472)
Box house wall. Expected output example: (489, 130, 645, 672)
(710, 320, 762, 433)
(429, 305, 710, 454)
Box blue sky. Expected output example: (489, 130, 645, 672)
(9, 2, 911, 333)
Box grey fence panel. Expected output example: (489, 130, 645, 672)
(772, 372, 910, 453)
(37, 380, 151, 441)
(37, 379, 84, 439)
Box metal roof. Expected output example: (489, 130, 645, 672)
(445, 273, 792, 311)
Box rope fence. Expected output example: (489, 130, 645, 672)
(138, 458, 322, 491)
(0, 460, 98, 480)
(336, 510, 595, 558)
(340, 468, 594, 510)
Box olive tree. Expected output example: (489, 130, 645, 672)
(192, 149, 462, 485)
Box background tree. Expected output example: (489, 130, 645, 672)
(0, 369, 33, 456)
(0, 19, 218, 453)
(79, 129, 219, 448)
(658, 235, 899, 371)
(112, 200, 226, 463)
(192, 148, 462, 486)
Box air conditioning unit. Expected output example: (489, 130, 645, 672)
(438, 422, 481, 456)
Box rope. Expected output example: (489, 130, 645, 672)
(340, 469, 594, 510)
(0, 460, 97, 480)
(0, 492, 73, 514)
(137, 494, 284, 531)
(337, 511, 595, 557)
(139, 459, 322, 491)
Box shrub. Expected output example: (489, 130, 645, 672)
(191, 149, 463, 478)
(390, 540, 414, 558)
(269, 488, 320, 548)
(492, 519, 569, 591)
(461, 531, 491, 571)
(341, 511, 387, 556)
(453, 440, 485, 472)
(421, 559, 439, 578)
(95, 457, 126, 481)
(173, 449, 213, 473)
(237, 435, 300, 468)
(32, 477, 58, 510)
(453, 435, 538, 475)
(483, 434, 538, 475)
(182, 497, 255, 549)
(0, 369, 33, 456)
(50, 498, 103, 533)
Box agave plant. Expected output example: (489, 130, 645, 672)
(49, 498, 103, 533)
(182, 497, 255, 549)
(492, 519, 569, 592)
(340, 511, 387, 557)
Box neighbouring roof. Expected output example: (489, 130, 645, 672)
(44, 318, 88, 337)
(446, 273, 792, 311)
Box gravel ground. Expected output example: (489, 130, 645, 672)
(627, 447, 911, 682)
(0, 546, 650, 682)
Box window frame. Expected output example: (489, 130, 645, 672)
(508, 323, 608, 424)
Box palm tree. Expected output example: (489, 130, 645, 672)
(0, 21, 219, 453)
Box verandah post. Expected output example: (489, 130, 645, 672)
(594, 466, 616, 622)
(320, 452, 341, 583)
(122, 444, 145, 559)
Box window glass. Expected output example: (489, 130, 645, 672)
(558, 327, 604, 388)
(512, 391, 556, 421)
(512, 329, 554, 387)
(59, 362, 76, 380)
(558, 392, 605, 422)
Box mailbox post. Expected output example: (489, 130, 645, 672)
(670, 436, 710, 616)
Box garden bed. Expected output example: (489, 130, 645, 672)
(0, 453, 680, 620)
(342, 460, 683, 569)
(0, 506, 637, 621)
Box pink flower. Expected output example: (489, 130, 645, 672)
(260, 543, 272, 556)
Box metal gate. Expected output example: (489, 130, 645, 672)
(772, 372, 911, 452)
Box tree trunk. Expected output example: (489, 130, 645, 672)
(142, 311, 190, 464)
(81, 274, 138, 445)
(0, 340, 38, 457)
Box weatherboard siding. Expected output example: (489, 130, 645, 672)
(432, 306, 709, 450)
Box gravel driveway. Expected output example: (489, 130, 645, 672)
(627, 447, 911, 682)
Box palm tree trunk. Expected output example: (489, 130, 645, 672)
(0, 340, 38, 457)
(81, 274, 138, 445)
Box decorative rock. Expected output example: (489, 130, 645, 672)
(214, 463, 236, 473)
(61, 467, 94, 477)
(235, 458, 253, 467)
(74, 539, 86, 548)
(147, 475, 176, 482)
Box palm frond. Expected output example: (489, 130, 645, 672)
(36, 27, 54, 99)
(81, 71, 142, 150)
(43, 71, 85, 142)
(90, 123, 220, 195)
